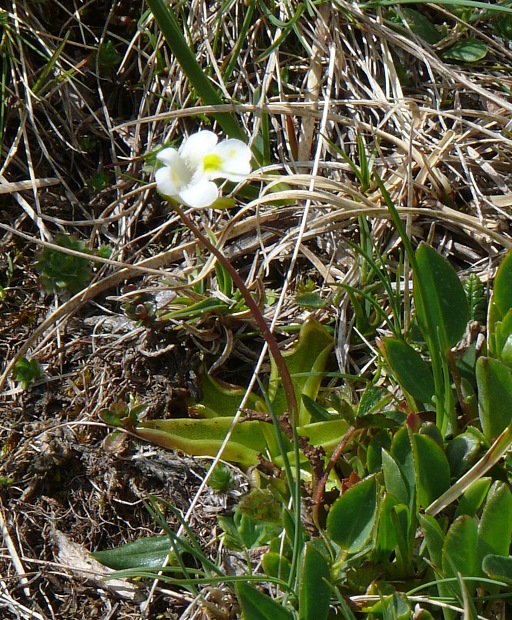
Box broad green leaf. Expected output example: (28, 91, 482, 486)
(191, 372, 263, 418)
(326, 476, 378, 552)
(382, 337, 435, 404)
(497, 310, 512, 360)
(441, 38, 488, 62)
(495, 12, 512, 41)
(268, 319, 333, 424)
(478, 482, 512, 563)
(134, 417, 268, 467)
(476, 356, 512, 440)
(446, 432, 482, 478)
(297, 419, 349, 454)
(413, 434, 451, 509)
(295, 291, 328, 309)
(442, 516, 480, 595)
(419, 422, 443, 448)
(299, 542, 331, 620)
(236, 582, 294, 620)
(492, 248, 512, 318)
(382, 450, 409, 506)
(454, 478, 492, 518)
(99, 409, 123, 427)
(402, 8, 442, 44)
(482, 554, 512, 585)
(414, 243, 469, 348)
(92, 536, 172, 570)
(262, 551, 291, 582)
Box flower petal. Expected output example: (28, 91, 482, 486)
(156, 147, 180, 166)
(209, 139, 252, 181)
(180, 130, 218, 170)
(155, 149, 192, 197)
(179, 179, 219, 208)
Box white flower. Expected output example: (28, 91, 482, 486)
(154, 130, 252, 208)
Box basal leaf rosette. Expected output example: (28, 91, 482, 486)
(36, 234, 92, 294)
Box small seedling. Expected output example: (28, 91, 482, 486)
(13, 357, 42, 389)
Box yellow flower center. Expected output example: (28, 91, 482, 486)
(203, 153, 223, 173)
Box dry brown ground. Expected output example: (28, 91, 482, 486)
(1, 0, 512, 618)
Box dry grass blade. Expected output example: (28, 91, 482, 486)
(1, 0, 512, 617)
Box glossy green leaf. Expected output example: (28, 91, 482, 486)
(236, 582, 294, 620)
(268, 319, 333, 424)
(441, 38, 488, 62)
(482, 554, 512, 585)
(299, 542, 331, 620)
(442, 516, 480, 594)
(99, 408, 123, 427)
(478, 482, 512, 563)
(419, 422, 443, 448)
(382, 337, 435, 404)
(191, 372, 263, 418)
(326, 476, 378, 552)
(446, 432, 482, 478)
(454, 478, 492, 518)
(476, 356, 512, 440)
(414, 243, 469, 348)
(382, 450, 409, 506)
(413, 434, 451, 509)
(134, 417, 268, 467)
(92, 535, 172, 570)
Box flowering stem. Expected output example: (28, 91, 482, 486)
(173, 204, 299, 423)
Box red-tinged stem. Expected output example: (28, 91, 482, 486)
(173, 204, 298, 423)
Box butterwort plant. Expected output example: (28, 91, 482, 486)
(154, 129, 252, 208)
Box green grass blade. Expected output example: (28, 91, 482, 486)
(145, 0, 246, 141)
